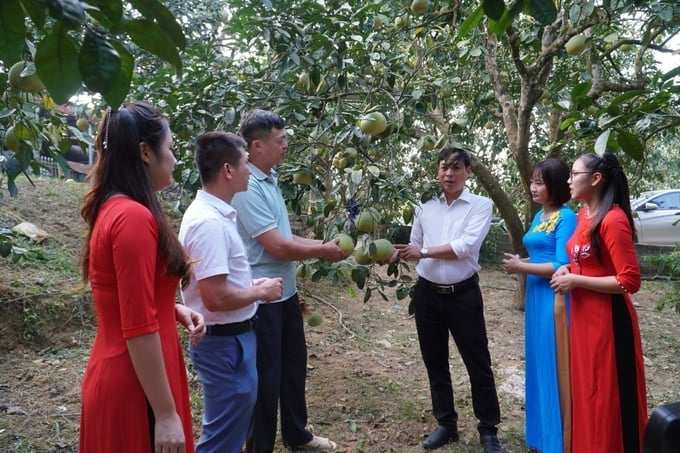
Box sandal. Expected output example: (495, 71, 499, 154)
(297, 435, 337, 451)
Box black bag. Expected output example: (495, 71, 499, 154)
(644, 402, 680, 453)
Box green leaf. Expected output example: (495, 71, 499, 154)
(47, 0, 86, 30)
(323, 199, 337, 217)
(19, 0, 47, 30)
(35, 32, 82, 105)
(508, 0, 528, 20)
(351, 268, 367, 290)
(79, 29, 122, 95)
(0, 0, 26, 64)
(487, 13, 510, 35)
(86, 0, 124, 27)
(608, 89, 645, 107)
(456, 6, 484, 42)
(483, 0, 506, 21)
(570, 82, 592, 103)
(129, 0, 186, 50)
(661, 65, 680, 81)
(560, 118, 577, 130)
(529, 0, 557, 25)
(594, 129, 611, 156)
(124, 18, 182, 74)
(0, 239, 12, 258)
(616, 131, 644, 161)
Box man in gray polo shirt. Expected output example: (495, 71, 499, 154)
(231, 110, 345, 452)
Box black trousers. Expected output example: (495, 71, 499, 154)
(413, 276, 501, 435)
(246, 294, 313, 452)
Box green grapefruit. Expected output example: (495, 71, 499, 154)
(336, 234, 355, 257)
(353, 247, 373, 265)
(368, 239, 395, 261)
(356, 211, 376, 233)
(565, 34, 587, 56)
(8, 61, 45, 93)
(4, 127, 20, 152)
(359, 112, 387, 135)
(76, 117, 89, 131)
(307, 311, 323, 327)
(292, 172, 313, 184)
(410, 0, 429, 15)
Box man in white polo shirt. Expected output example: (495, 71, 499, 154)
(179, 131, 283, 453)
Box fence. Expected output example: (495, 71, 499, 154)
(37, 156, 86, 181)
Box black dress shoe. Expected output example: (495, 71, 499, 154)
(422, 426, 459, 450)
(480, 433, 504, 453)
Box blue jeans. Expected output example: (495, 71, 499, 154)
(190, 330, 258, 453)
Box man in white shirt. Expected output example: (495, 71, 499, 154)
(395, 146, 504, 452)
(179, 131, 283, 452)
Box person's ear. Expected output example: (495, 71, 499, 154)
(591, 171, 603, 187)
(139, 142, 152, 164)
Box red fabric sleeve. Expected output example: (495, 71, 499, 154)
(110, 201, 160, 338)
(600, 207, 641, 294)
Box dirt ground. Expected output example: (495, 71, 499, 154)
(1, 178, 679, 452)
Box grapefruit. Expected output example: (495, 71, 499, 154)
(336, 234, 355, 257)
(296, 264, 307, 279)
(4, 127, 20, 152)
(8, 61, 45, 93)
(421, 135, 437, 150)
(353, 247, 373, 265)
(410, 0, 429, 15)
(402, 205, 415, 224)
(368, 239, 394, 261)
(292, 172, 313, 184)
(565, 35, 587, 56)
(356, 211, 376, 233)
(76, 117, 89, 131)
(307, 311, 323, 327)
(359, 112, 387, 135)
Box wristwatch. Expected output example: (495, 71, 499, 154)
(420, 247, 429, 259)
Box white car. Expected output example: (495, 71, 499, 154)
(631, 189, 680, 245)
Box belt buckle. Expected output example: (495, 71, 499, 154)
(436, 284, 453, 294)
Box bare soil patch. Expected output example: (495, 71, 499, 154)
(1, 178, 679, 452)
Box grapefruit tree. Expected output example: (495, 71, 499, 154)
(1, 0, 678, 307)
(129, 0, 678, 306)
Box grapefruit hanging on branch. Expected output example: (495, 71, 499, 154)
(359, 112, 388, 135)
(8, 61, 45, 93)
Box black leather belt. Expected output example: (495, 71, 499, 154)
(421, 274, 479, 295)
(205, 316, 257, 336)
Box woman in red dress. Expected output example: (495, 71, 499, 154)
(551, 150, 647, 452)
(79, 102, 205, 452)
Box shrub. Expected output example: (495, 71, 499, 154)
(642, 247, 680, 315)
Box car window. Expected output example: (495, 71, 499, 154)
(651, 193, 680, 210)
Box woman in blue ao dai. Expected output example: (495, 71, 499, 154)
(502, 159, 576, 452)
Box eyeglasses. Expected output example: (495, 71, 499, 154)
(570, 170, 595, 178)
